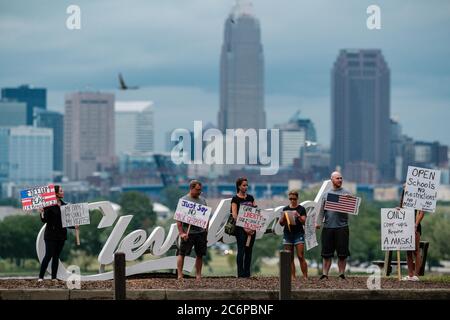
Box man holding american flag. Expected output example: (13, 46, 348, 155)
(316, 171, 355, 280)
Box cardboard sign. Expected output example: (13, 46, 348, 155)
(236, 205, 270, 232)
(61, 203, 90, 228)
(174, 199, 212, 229)
(21, 184, 57, 211)
(403, 166, 440, 213)
(381, 208, 415, 251)
(304, 207, 318, 250)
(283, 210, 297, 226)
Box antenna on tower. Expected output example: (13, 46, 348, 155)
(231, 0, 253, 20)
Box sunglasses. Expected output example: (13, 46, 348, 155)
(289, 198, 297, 201)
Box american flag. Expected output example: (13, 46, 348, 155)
(324, 193, 360, 215)
(21, 184, 57, 211)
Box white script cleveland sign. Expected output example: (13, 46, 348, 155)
(36, 180, 331, 281)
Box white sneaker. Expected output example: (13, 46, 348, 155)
(410, 276, 420, 281)
(37, 278, 43, 282)
(401, 276, 412, 281)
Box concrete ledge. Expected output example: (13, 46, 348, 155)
(127, 290, 166, 300)
(1, 289, 449, 300)
(69, 289, 114, 300)
(292, 289, 450, 300)
(165, 289, 279, 300)
(0, 289, 69, 300)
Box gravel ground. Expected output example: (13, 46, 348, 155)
(0, 275, 449, 290)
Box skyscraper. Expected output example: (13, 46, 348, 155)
(64, 92, 115, 180)
(0, 100, 27, 126)
(218, 0, 266, 131)
(1, 84, 46, 125)
(115, 101, 154, 155)
(331, 49, 391, 182)
(34, 109, 64, 172)
(0, 126, 53, 186)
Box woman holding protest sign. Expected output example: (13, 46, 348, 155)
(399, 185, 425, 281)
(231, 177, 257, 278)
(38, 185, 77, 282)
(279, 190, 308, 280)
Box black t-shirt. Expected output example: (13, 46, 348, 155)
(231, 194, 255, 228)
(281, 205, 307, 235)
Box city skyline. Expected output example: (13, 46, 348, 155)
(0, 0, 449, 152)
(218, 1, 266, 131)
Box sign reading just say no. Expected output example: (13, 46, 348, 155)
(381, 208, 415, 251)
(174, 199, 212, 229)
(403, 166, 440, 212)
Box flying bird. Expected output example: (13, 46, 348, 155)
(118, 73, 139, 90)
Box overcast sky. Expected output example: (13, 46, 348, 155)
(1, 0, 449, 151)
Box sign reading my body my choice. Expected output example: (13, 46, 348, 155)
(174, 199, 212, 229)
(61, 203, 90, 228)
(381, 208, 415, 251)
(403, 166, 441, 212)
(236, 205, 270, 232)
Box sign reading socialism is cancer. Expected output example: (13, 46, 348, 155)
(174, 199, 212, 229)
(402, 166, 440, 213)
(61, 203, 90, 228)
(236, 205, 270, 232)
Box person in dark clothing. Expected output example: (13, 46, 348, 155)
(231, 177, 257, 278)
(38, 185, 76, 282)
(279, 190, 308, 280)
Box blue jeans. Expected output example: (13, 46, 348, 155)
(283, 232, 305, 245)
(235, 226, 256, 278)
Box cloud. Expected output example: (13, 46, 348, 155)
(1, 0, 450, 149)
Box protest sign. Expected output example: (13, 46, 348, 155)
(21, 185, 57, 211)
(61, 203, 90, 228)
(174, 199, 212, 229)
(402, 166, 440, 212)
(236, 205, 270, 233)
(381, 208, 415, 251)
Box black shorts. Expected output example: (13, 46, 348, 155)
(176, 232, 207, 257)
(321, 226, 350, 258)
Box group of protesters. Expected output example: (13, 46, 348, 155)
(174, 172, 424, 282)
(37, 171, 424, 282)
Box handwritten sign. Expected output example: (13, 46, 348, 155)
(304, 207, 318, 250)
(21, 185, 57, 211)
(381, 208, 415, 251)
(61, 203, 90, 228)
(403, 166, 440, 213)
(174, 199, 212, 229)
(236, 205, 270, 232)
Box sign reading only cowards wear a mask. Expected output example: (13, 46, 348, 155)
(174, 199, 212, 229)
(61, 203, 90, 228)
(403, 166, 440, 213)
(381, 208, 415, 251)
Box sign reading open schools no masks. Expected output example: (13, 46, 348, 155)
(402, 166, 441, 213)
